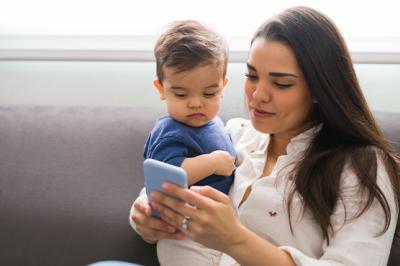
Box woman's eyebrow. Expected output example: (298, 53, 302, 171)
(269, 72, 298, 78)
(246, 63, 256, 71)
(247, 63, 298, 77)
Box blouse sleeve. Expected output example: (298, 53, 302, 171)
(279, 154, 397, 266)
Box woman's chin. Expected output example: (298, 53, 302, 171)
(250, 119, 276, 134)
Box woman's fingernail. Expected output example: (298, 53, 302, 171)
(190, 186, 201, 191)
(161, 182, 171, 190)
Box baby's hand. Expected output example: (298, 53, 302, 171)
(210, 150, 235, 176)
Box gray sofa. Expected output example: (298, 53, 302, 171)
(0, 105, 399, 266)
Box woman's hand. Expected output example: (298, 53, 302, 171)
(150, 184, 245, 252)
(131, 199, 185, 244)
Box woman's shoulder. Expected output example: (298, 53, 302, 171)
(225, 118, 252, 138)
(225, 118, 251, 130)
(225, 118, 267, 146)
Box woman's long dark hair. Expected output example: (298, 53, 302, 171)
(252, 6, 400, 244)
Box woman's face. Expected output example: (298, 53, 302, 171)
(245, 38, 315, 139)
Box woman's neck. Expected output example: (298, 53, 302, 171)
(267, 134, 290, 159)
(267, 121, 317, 158)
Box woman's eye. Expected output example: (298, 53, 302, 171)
(245, 73, 258, 81)
(274, 82, 293, 89)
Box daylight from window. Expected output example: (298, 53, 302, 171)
(1, 0, 399, 38)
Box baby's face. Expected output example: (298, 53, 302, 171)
(159, 62, 227, 127)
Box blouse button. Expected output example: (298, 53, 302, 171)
(268, 211, 277, 217)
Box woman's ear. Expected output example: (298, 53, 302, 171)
(153, 79, 166, 100)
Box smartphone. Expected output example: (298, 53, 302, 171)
(143, 158, 188, 217)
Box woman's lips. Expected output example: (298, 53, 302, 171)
(252, 108, 276, 118)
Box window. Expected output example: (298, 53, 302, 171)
(1, 0, 399, 62)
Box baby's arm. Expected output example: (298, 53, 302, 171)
(147, 136, 235, 186)
(181, 150, 235, 185)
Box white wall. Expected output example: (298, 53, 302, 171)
(0, 61, 399, 113)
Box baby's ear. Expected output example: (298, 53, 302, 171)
(223, 77, 229, 87)
(153, 79, 166, 100)
(221, 78, 229, 96)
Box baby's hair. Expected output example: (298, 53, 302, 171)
(154, 20, 228, 83)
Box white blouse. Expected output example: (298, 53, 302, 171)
(219, 118, 397, 266)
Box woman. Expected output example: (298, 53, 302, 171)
(131, 6, 400, 266)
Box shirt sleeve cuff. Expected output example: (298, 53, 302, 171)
(129, 188, 147, 231)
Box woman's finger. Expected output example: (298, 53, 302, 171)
(132, 204, 176, 233)
(160, 183, 217, 210)
(190, 185, 230, 204)
(134, 200, 152, 216)
(151, 190, 200, 219)
(137, 225, 184, 243)
(150, 216, 177, 233)
(134, 213, 184, 242)
(152, 201, 184, 228)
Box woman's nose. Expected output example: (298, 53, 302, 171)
(252, 83, 271, 103)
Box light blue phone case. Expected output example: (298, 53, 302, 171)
(143, 159, 188, 217)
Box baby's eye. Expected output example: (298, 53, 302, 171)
(174, 93, 187, 98)
(203, 92, 217, 98)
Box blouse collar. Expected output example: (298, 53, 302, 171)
(258, 124, 322, 156)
